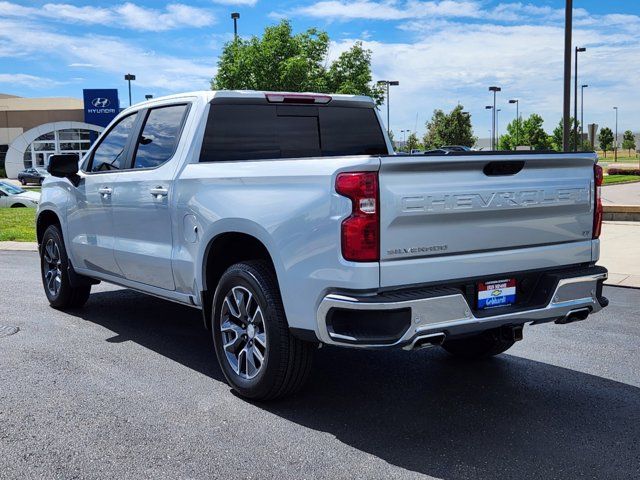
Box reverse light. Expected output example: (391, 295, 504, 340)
(265, 93, 332, 104)
(593, 164, 603, 239)
(335, 172, 379, 262)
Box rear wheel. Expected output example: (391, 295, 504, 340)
(212, 260, 314, 401)
(40, 225, 91, 309)
(11, 203, 26, 208)
(441, 328, 515, 360)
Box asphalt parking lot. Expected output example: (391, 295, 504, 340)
(1, 251, 639, 479)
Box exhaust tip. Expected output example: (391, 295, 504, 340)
(405, 333, 446, 350)
(555, 307, 591, 325)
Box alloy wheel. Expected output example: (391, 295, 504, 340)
(43, 238, 62, 297)
(219, 286, 267, 380)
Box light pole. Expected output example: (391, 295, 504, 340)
(485, 105, 493, 148)
(124, 73, 136, 106)
(580, 85, 588, 150)
(562, 0, 573, 151)
(488, 86, 501, 150)
(613, 106, 618, 162)
(509, 99, 519, 148)
(231, 12, 239, 40)
(496, 108, 502, 148)
(377, 80, 399, 137)
(574, 46, 586, 151)
(145, 94, 153, 100)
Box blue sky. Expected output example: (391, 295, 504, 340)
(0, 0, 638, 139)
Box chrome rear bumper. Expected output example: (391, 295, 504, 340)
(316, 269, 608, 349)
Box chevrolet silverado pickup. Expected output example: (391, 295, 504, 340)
(37, 90, 608, 400)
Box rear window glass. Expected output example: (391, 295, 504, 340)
(200, 104, 386, 162)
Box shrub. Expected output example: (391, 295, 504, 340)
(607, 167, 640, 175)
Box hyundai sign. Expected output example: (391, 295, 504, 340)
(83, 89, 120, 127)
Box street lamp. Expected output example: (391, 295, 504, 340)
(509, 99, 519, 147)
(580, 85, 588, 150)
(613, 106, 619, 162)
(377, 80, 399, 137)
(488, 86, 501, 150)
(145, 94, 153, 100)
(231, 12, 239, 40)
(124, 73, 136, 106)
(496, 108, 502, 149)
(573, 46, 586, 151)
(485, 105, 493, 148)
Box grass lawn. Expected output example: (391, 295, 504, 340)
(603, 174, 640, 186)
(0, 208, 37, 242)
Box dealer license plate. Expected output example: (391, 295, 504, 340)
(477, 279, 516, 309)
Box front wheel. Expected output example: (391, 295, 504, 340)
(441, 328, 515, 360)
(20, 178, 26, 185)
(212, 261, 314, 401)
(40, 225, 91, 309)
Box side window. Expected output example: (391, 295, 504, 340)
(133, 104, 188, 169)
(89, 113, 137, 172)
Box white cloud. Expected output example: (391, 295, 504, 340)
(0, 1, 215, 31)
(68, 63, 97, 68)
(211, 0, 258, 6)
(0, 73, 63, 88)
(281, 1, 484, 21)
(0, 17, 215, 91)
(324, 7, 640, 137)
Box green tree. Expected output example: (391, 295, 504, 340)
(622, 130, 636, 155)
(422, 105, 476, 149)
(211, 20, 383, 104)
(551, 117, 580, 151)
(388, 130, 397, 151)
(406, 132, 422, 152)
(598, 127, 614, 158)
(498, 114, 552, 151)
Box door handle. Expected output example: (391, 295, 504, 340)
(98, 186, 112, 198)
(150, 186, 169, 198)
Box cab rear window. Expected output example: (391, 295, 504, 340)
(199, 104, 387, 162)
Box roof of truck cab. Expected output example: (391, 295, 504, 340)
(132, 90, 375, 107)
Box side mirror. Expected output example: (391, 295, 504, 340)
(47, 154, 80, 186)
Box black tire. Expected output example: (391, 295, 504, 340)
(441, 328, 515, 360)
(11, 203, 26, 208)
(212, 260, 314, 401)
(40, 224, 91, 309)
(38, 178, 43, 186)
(20, 178, 26, 185)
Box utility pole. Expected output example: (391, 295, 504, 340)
(489, 86, 501, 150)
(574, 47, 586, 151)
(614, 106, 619, 162)
(562, 0, 573, 151)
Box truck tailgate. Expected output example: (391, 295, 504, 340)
(378, 153, 596, 287)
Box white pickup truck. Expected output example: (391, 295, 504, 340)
(37, 90, 608, 400)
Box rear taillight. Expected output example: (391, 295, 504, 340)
(593, 164, 603, 239)
(335, 172, 379, 262)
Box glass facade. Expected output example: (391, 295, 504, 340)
(23, 128, 93, 167)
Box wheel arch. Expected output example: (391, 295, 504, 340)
(36, 209, 62, 246)
(200, 230, 280, 330)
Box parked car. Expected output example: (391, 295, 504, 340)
(0, 181, 40, 207)
(441, 145, 472, 152)
(18, 167, 49, 185)
(37, 90, 608, 400)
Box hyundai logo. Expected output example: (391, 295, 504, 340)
(91, 98, 110, 108)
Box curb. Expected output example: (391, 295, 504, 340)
(603, 205, 640, 222)
(0, 241, 38, 251)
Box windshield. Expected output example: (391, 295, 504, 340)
(0, 182, 24, 195)
(0, 182, 25, 195)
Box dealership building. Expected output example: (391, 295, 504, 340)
(1, 89, 119, 179)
